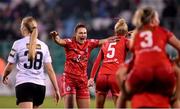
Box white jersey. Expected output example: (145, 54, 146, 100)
(8, 36, 52, 86)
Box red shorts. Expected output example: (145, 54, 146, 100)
(57, 74, 90, 99)
(131, 92, 170, 108)
(96, 74, 120, 96)
(126, 63, 176, 96)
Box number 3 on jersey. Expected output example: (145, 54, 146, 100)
(140, 31, 153, 48)
(107, 42, 116, 58)
(24, 50, 43, 70)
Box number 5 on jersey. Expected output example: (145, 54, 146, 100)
(107, 42, 117, 58)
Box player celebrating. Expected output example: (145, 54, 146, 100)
(88, 18, 129, 108)
(50, 23, 115, 108)
(2, 16, 60, 109)
(117, 7, 180, 108)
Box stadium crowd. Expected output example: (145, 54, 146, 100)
(0, 0, 180, 41)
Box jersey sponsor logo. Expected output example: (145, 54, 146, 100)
(103, 58, 119, 64)
(26, 43, 41, 49)
(9, 49, 16, 57)
(138, 45, 162, 54)
(72, 55, 88, 63)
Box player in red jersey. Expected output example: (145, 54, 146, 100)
(116, 56, 180, 108)
(49, 23, 115, 108)
(116, 7, 180, 108)
(88, 18, 129, 108)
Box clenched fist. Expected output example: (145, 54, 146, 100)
(50, 31, 59, 41)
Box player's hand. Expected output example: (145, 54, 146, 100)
(88, 78, 94, 87)
(2, 76, 8, 85)
(108, 36, 120, 42)
(50, 31, 59, 41)
(126, 31, 133, 38)
(171, 55, 180, 67)
(54, 90, 60, 105)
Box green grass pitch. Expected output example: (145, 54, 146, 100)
(0, 96, 115, 108)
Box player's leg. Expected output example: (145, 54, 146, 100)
(116, 81, 128, 108)
(155, 63, 176, 96)
(116, 64, 129, 108)
(64, 94, 76, 108)
(95, 74, 109, 108)
(15, 83, 35, 109)
(76, 77, 90, 108)
(59, 74, 77, 108)
(33, 84, 46, 109)
(76, 88, 90, 108)
(112, 95, 118, 106)
(109, 74, 120, 106)
(19, 102, 33, 108)
(171, 63, 180, 108)
(95, 93, 107, 108)
(76, 98, 90, 108)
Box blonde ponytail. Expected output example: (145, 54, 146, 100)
(22, 16, 38, 60)
(114, 18, 128, 35)
(29, 27, 38, 60)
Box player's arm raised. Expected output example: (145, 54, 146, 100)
(50, 31, 66, 46)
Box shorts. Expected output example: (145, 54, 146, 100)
(126, 63, 176, 96)
(131, 92, 170, 108)
(58, 74, 90, 99)
(15, 83, 45, 106)
(96, 74, 120, 97)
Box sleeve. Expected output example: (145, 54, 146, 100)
(90, 49, 103, 79)
(44, 45, 52, 63)
(166, 30, 174, 40)
(88, 39, 99, 49)
(8, 41, 18, 63)
(162, 27, 174, 40)
(126, 54, 135, 73)
(125, 37, 130, 51)
(64, 38, 72, 47)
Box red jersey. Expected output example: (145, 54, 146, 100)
(63, 39, 99, 78)
(131, 92, 170, 108)
(133, 25, 173, 67)
(127, 25, 176, 97)
(90, 36, 128, 78)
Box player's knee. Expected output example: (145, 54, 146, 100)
(116, 71, 120, 80)
(121, 80, 132, 100)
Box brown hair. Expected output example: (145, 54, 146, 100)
(114, 18, 128, 35)
(22, 16, 38, 60)
(74, 23, 87, 33)
(132, 7, 155, 29)
(72, 23, 87, 39)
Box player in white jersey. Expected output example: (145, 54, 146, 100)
(2, 16, 60, 109)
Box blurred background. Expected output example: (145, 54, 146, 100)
(0, 0, 179, 105)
